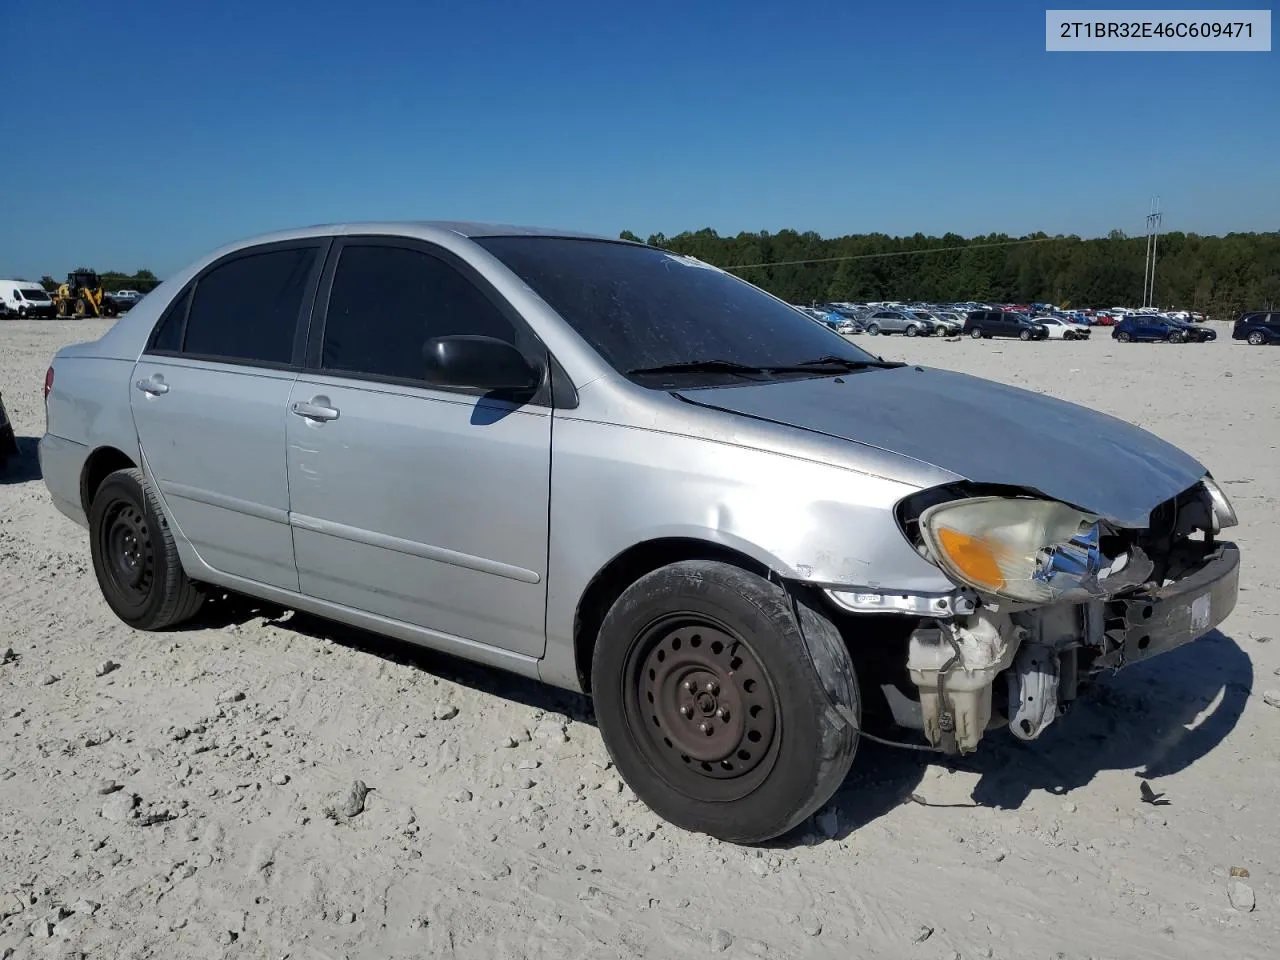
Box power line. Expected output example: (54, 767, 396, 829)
(722, 236, 1078, 271)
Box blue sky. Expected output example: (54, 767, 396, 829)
(1, 0, 1275, 279)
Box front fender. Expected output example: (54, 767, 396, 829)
(539, 417, 955, 691)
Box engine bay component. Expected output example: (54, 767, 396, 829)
(1005, 642, 1060, 740)
(907, 609, 1020, 753)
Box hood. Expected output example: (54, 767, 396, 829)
(677, 366, 1206, 528)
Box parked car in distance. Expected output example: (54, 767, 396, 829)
(38, 221, 1241, 845)
(1034, 316, 1091, 340)
(1167, 317, 1216, 342)
(1232, 311, 1280, 345)
(963, 310, 1049, 341)
(863, 309, 934, 336)
(1112, 315, 1191, 343)
(107, 290, 145, 310)
(934, 311, 966, 335)
(0, 279, 57, 318)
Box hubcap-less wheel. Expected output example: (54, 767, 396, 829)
(624, 617, 779, 800)
(1117, 331, 1131, 342)
(969, 327, 983, 339)
(867, 324, 880, 335)
(1248, 331, 1264, 345)
(1020, 330, 1031, 341)
(905, 325, 918, 337)
(100, 501, 154, 605)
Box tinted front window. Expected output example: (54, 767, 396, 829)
(474, 237, 876, 381)
(183, 247, 316, 364)
(321, 244, 518, 382)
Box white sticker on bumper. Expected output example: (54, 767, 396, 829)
(1190, 593, 1212, 632)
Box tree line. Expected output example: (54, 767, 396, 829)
(620, 228, 1280, 318)
(39, 269, 160, 294)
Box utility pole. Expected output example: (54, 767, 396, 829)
(1142, 197, 1162, 308)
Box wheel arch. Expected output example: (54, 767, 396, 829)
(572, 537, 777, 694)
(81, 446, 137, 515)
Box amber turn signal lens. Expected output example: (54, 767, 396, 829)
(935, 527, 1007, 590)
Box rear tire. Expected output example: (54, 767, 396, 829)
(1248, 331, 1265, 345)
(89, 468, 205, 630)
(1117, 331, 1131, 343)
(969, 327, 983, 339)
(592, 560, 859, 844)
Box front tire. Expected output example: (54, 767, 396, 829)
(89, 468, 205, 630)
(592, 560, 859, 844)
(866, 323, 880, 336)
(1019, 329, 1031, 341)
(905, 324, 919, 337)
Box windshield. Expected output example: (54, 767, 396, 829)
(475, 237, 880, 383)
(19, 287, 50, 301)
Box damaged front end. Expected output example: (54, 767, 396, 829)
(835, 476, 1241, 755)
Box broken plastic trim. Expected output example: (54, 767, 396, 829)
(825, 587, 978, 618)
(781, 578, 946, 755)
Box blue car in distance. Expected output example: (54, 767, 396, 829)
(1112, 314, 1191, 343)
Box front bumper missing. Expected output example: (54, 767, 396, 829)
(1092, 542, 1240, 671)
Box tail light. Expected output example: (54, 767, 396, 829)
(43, 366, 54, 400)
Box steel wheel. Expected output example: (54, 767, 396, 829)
(623, 616, 780, 801)
(99, 500, 155, 605)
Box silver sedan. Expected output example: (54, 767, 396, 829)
(39, 222, 1240, 843)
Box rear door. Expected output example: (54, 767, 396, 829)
(131, 240, 328, 591)
(286, 238, 553, 657)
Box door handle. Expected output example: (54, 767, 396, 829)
(135, 377, 169, 396)
(291, 399, 340, 422)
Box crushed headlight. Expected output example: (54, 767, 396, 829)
(918, 496, 1113, 604)
(1201, 476, 1238, 530)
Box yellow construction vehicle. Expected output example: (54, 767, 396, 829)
(54, 270, 119, 318)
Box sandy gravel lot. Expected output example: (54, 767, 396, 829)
(2, 318, 1278, 960)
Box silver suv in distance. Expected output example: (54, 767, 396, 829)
(38, 222, 1241, 844)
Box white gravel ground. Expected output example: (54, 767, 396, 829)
(1, 318, 1277, 960)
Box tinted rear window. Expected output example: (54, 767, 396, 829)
(182, 247, 317, 365)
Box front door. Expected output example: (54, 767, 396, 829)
(131, 241, 326, 590)
(285, 239, 553, 658)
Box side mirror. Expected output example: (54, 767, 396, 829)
(423, 335, 542, 393)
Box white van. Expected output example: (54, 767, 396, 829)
(0, 280, 57, 318)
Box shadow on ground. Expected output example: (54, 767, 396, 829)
(791, 628, 1251, 845)
(187, 593, 1251, 847)
(0, 437, 42, 485)
(191, 594, 591, 720)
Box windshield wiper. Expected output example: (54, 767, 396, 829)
(625, 360, 773, 378)
(780, 356, 905, 371)
(626, 356, 904, 380)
